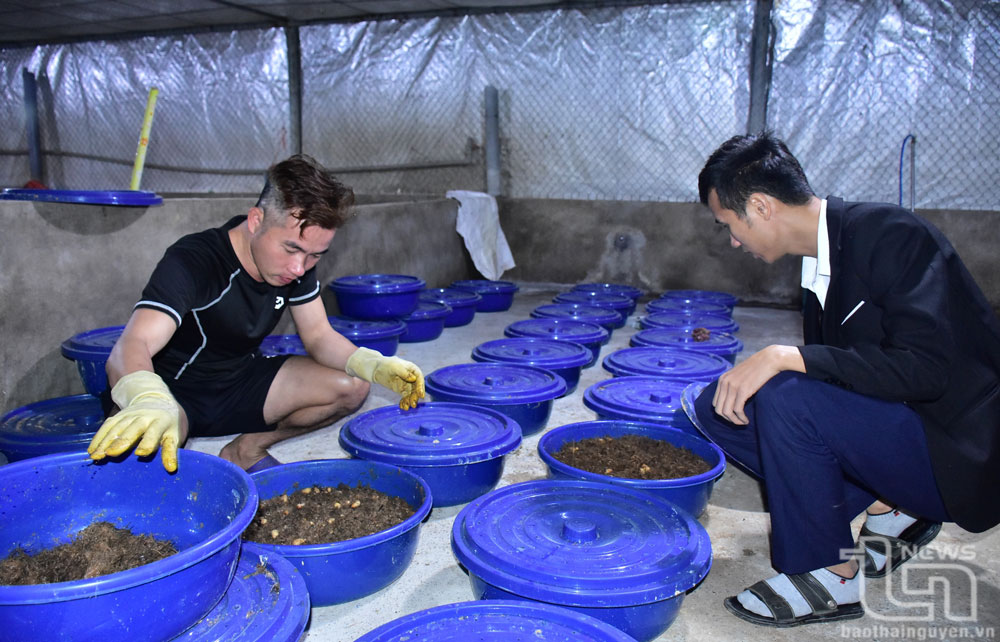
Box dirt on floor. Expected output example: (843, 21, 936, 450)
(242, 483, 416, 546)
(553, 434, 711, 479)
(0, 522, 178, 585)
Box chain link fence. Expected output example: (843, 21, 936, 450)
(1, 0, 997, 209)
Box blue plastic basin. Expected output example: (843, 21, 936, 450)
(340, 402, 522, 507)
(630, 328, 744, 365)
(328, 274, 425, 320)
(0, 395, 104, 462)
(658, 289, 738, 313)
(259, 334, 307, 357)
(572, 282, 643, 303)
(328, 316, 406, 356)
(419, 288, 482, 327)
(582, 376, 698, 435)
(646, 298, 732, 318)
(553, 291, 632, 327)
(450, 280, 519, 312)
(0, 450, 257, 642)
(60, 325, 125, 396)
(504, 318, 609, 368)
(400, 301, 451, 343)
(452, 479, 711, 642)
(472, 337, 591, 396)
(538, 420, 726, 518)
(602, 346, 731, 383)
(248, 459, 432, 606)
(641, 311, 739, 334)
(531, 303, 621, 336)
(353, 599, 639, 642)
(425, 363, 566, 436)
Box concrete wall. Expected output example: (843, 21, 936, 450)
(498, 198, 1000, 309)
(2, 194, 997, 415)
(0, 197, 472, 414)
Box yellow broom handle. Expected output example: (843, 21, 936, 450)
(130, 87, 159, 190)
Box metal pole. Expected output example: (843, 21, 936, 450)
(747, 0, 774, 134)
(286, 25, 303, 156)
(484, 85, 501, 196)
(22, 68, 43, 184)
(909, 136, 916, 212)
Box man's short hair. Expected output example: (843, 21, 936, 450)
(698, 131, 815, 217)
(255, 154, 355, 232)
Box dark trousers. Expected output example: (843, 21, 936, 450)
(694, 372, 950, 574)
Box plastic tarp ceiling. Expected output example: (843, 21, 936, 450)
(1, 0, 997, 208)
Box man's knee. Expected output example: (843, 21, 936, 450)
(343, 377, 371, 411)
(753, 371, 813, 414)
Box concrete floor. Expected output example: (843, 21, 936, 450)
(188, 284, 1000, 642)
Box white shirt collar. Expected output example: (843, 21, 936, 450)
(800, 198, 831, 308)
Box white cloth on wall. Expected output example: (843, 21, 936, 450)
(446, 190, 516, 281)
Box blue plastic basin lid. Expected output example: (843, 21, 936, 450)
(419, 287, 482, 307)
(630, 328, 744, 355)
(603, 347, 731, 381)
(553, 291, 631, 310)
(426, 363, 567, 404)
(259, 334, 307, 356)
(404, 300, 452, 321)
(328, 274, 426, 294)
(504, 318, 608, 345)
(60, 325, 125, 360)
(531, 303, 621, 327)
(178, 542, 309, 642)
(354, 599, 639, 642)
(328, 316, 406, 339)
(646, 298, 731, 317)
(450, 279, 519, 294)
(0, 188, 163, 207)
(0, 394, 103, 448)
(643, 312, 739, 333)
(572, 282, 643, 301)
(451, 479, 712, 606)
(340, 402, 521, 466)
(473, 338, 591, 370)
(660, 289, 738, 308)
(582, 376, 691, 422)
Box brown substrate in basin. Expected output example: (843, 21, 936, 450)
(243, 483, 415, 546)
(553, 434, 711, 479)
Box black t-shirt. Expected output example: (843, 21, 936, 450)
(136, 215, 320, 384)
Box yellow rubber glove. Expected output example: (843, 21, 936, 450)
(346, 347, 425, 410)
(87, 370, 181, 472)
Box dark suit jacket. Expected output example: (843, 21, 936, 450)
(800, 197, 1000, 533)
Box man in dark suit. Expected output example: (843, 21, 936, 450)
(692, 132, 1000, 627)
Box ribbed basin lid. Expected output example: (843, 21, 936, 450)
(505, 318, 608, 345)
(451, 479, 712, 606)
(340, 402, 521, 466)
(450, 279, 519, 294)
(554, 291, 631, 311)
(426, 363, 567, 404)
(646, 298, 731, 317)
(643, 312, 739, 334)
(259, 334, 307, 356)
(583, 376, 690, 422)
(404, 301, 452, 321)
(531, 303, 621, 327)
(179, 542, 309, 642)
(473, 338, 591, 370)
(329, 274, 426, 293)
(354, 600, 639, 642)
(328, 316, 406, 339)
(603, 347, 731, 382)
(0, 394, 103, 449)
(419, 288, 482, 306)
(572, 282, 643, 301)
(659, 289, 738, 308)
(631, 328, 743, 355)
(60, 325, 125, 361)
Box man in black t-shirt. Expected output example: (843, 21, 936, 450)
(88, 155, 424, 472)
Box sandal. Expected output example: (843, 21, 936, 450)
(246, 454, 283, 473)
(723, 572, 864, 627)
(860, 518, 941, 578)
